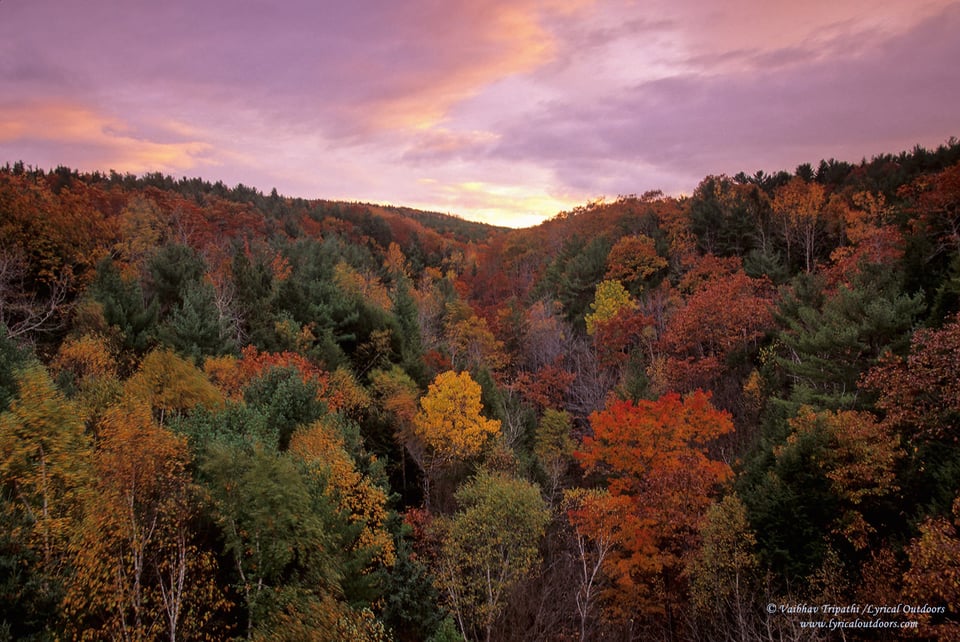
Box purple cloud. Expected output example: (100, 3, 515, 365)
(1, 0, 957, 225)
(492, 2, 960, 196)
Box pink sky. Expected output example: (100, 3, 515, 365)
(2, 1, 958, 227)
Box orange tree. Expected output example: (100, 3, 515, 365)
(573, 390, 733, 630)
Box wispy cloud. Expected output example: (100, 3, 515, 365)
(0, 101, 215, 174)
(0, 0, 956, 226)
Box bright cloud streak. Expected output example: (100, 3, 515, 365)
(1, 0, 957, 227)
(0, 101, 215, 174)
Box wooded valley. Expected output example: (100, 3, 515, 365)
(2, 141, 960, 640)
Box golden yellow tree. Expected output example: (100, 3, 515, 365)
(584, 280, 635, 336)
(411, 371, 500, 507)
(772, 177, 826, 273)
(64, 400, 226, 641)
(125, 347, 224, 425)
(0, 365, 92, 611)
(290, 420, 395, 571)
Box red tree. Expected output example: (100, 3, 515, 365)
(573, 390, 734, 623)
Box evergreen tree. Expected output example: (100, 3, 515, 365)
(774, 267, 924, 410)
(158, 280, 235, 360)
(146, 244, 206, 316)
(244, 366, 326, 451)
(89, 257, 157, 355)
(231, 249, 277, 349)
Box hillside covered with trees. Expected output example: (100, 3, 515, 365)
(2, 140, 960, 641)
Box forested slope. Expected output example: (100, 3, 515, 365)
(2, 140, 960, 640)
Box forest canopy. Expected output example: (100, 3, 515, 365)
(2, 139, 960, 640)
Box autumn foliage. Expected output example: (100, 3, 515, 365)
(574, 391, 733, 619)
(4, 147, 960, 640)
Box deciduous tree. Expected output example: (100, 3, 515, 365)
(411, 371, 501, 507)
(64, 400, 225, 641)
(0, 365, 91, 637)
(902, 496, 960, 641)
(125, 348, 224, 425)
(201, 443, 341, 638)
(574, 391, 734, 625)
(584, 280, 634, 337)
(434, 470, 549, 642)
(863, 313, 960, 441)
(604, 235, 666, 293)
(772, 177, 827, 273)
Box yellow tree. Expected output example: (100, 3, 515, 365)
(534, 409, 575, 503)
(290, 419, 396, 573)
(685, 494, 760, 640)
(50, 332, 124, 433)
(445, 313, 507, 373)
(63, 400, 225, 641)
(125, 347, 224, 425)
(584, 280, 635, 336)
(772, 177, 826, 273)
(411, 371, 500, 508)
(0, 365, 92, 615)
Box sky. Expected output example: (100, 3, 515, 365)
(2, 1, 959, 228)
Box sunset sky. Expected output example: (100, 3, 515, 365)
(2, 1, 958, 227)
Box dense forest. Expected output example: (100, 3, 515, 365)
(2, 139, 960, 641)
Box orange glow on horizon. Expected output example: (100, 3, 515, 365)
(0, 101, 214, 174)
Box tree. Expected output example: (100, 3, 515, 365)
(903, 161, 960, 259)
(230, 248, 277, 349)
(146, 244, 206, 317)
(604, 234, 666, 293)
(290, 419, 395, 603)
(658, 263, 773, 395)
(243, 365, 326, 451)
(157, 279, 236, 360)
(0, 326, 31, 412)
(584, 280, 634, 337)
(410, 371, 501, 508)
(689, 175, 768, 257)
(534, 408, 575, 501)
(89, 257, 158, 357)
(369, 366, 421, 495)
(772, 177, 827, 273)
(445, 314, 507, 374)
(863, 313, 960, 441)
(685, 494, 760, 642)
(203, 345, 326, 402)
(63, 400, 225, 641)
(200, 443, 342, 638)
(564, 488, 621, 642)
(0, 365, 91, 638)
(380, 525, 448, 642)
(434, 470, 549, 642)
(0, 245, 73, 339)
(775, 267, 924, 410)
(740, 404, 901, 593)
(125, 348, 224, 426)
(785, 407, 901, 549)
(540, 236, 611, 328)
(902, 496, 960, 641)
(574, 391, 734, 627)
